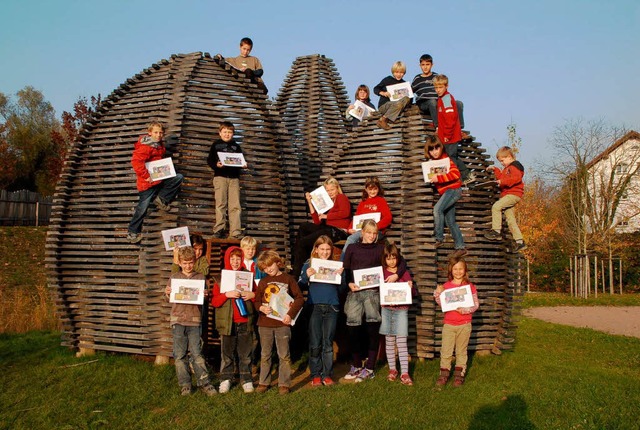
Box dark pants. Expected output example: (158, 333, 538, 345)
(444, 143, 470, 181)
(308, 304, 339, 378)
(128, 174, 184, 233)
(220, 322, 253, 383)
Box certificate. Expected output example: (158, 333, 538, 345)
(170, 278, 205, 305)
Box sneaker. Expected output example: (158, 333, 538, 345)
(354, 368, 374, 383)
(310, 377, 322, 386)
(434, 239, 444, 249)
(127, 232, 142, 243)
(484, 230, 502, 241)
(278, 386, 290, 395)
(344, 366, 361, 380)
(154, 196, 171, 212)
(242, 381, 254, 393)
(218, 379, 231, 394)
(387, 369, 399, 382)
(255, 384, 269, 393)
(513, 241, 528, 253)
(180, 386, 191, 396)
(463, 172, 477, 185)
(322, 377, 335, 386)
(461, 132, 474, 143)
(400, 373, 413, 386)
(452, 248, 468, 258)
(212, 230, 226, 239)
(200, 384, 217, 396)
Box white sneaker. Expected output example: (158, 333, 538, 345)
(242, 381, 255, 393)
(344, 366, 361, 380)
(219, 379, 231, 394)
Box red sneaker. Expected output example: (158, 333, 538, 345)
(322, 377, 335, 386)
(310, 377, 322, 386)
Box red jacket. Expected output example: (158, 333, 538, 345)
(494, 161, 525, 198)
(436, 91, 462, 144)
(432, 156, 462, 195)
(435, 281, 479, 325)
(131, 135, 166, 192)
(211, 246, 252, 324)
(349, 195, 392, 233)
(311, 192, 351, 229)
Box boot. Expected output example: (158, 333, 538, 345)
(453, 366, 465, 387)
(435, 368, 450, 386)
(376, 116, 391, 130)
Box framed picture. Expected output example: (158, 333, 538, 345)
(421, 159, 450, 182)
(348, 100, 375, 121)
(169, 278, 205, 305)
(352, 212, 381, 231)
(220, 269, 254, 293)
(266, 287, 302, 326)
(440, 284, 475, 312)
(310, 258, 343, 285)
(217, 151, 247, 167)
(352, 266, 384, 290)
(145, 158, 176, 181)
(161, 226, 191, 251)
(309, 185, 334, 214)
(380, 282, 412, 306)
(386, 82, 414, 102)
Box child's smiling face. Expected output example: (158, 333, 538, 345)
(230, 255, 242, 271)
(315, 243, 332, 260)
(149, 126, 164, 142)
(263, 262, 280, 277)
(219, 127, 234, 142)
(393, 70, 405, 80)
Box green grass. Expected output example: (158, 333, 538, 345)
(522, 292, 640, 308)
(0, 227, 47, 289)
(1, 321, 639, 430)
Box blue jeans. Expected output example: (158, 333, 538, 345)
(308, 304, 339, 378)
(345, 289, 381, 326)
(220, 322, 254, 383)
(172, 324, 210, 388)
(434, 188, 465, 249)
(128, 174, 184, 233)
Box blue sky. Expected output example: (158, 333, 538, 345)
(2, 0, 638, 171)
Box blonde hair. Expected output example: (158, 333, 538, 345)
(433, 74, 449, 86)
(361, 219, 378, 234)
(240, 236, 258, 248)
(257, 250, 283, 271)
(311, 235, 335, 261)
(147, 121, 165, 132)
(391, 61, 406, 73)
(323, 176, 343, 194)
(178, 246, 196, 262)
(496, 146, 515, 159)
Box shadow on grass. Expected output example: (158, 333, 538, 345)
(468, 395, 536, 430)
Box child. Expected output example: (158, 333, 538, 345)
(425, 135, 467, 257)
(411, 54, 468, 135)
(346, 84, 376, 128)
(127, 121, 184, 243)
(341, 176, 392, 259)
(211, 246, 256, 393)
(292, 176, 351, 278)
(484, 146, 526, 252)
(433, 74, 474, 184)
(206, 121, 247, 239)
(255, 250, 305, 394)
(298, 236, 344, 386)
(216, 37, 268, 94)
(164, 246, 216, 396)
(172, 234, 209, 276)
(373, 61, 412, 130)
(240, 236, 266, 281)
(343, 220, 406, 382)
(380, 243, 414, 386)
(433, 255, 479, 387)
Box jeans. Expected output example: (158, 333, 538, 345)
(378, 96, 411, 122)
(492, 194, 523, 241)
(440, 322, 472, 371)
(220, 322, 254, 383)
(444, 143, 470, 181)
(172, 324, 210, 388)
(213, 176, 241, 236)
(418, 99, 465, 128)
(308, 304, 339, 378)
(379, 307, 409, 337)
(344, 289, 381, 326)
(258, 326, 292, 387)
(434, 188, 465, 249)
(128, 174, 184, 234)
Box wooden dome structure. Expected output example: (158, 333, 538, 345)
(47, 52, 525, 360)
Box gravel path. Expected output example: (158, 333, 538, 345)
(523, 306, 640, 338)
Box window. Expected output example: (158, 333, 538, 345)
(615, 163, 629, 175)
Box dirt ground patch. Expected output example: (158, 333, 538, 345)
(523, 306, 640, 338)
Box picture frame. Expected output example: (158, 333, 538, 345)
(386, 82, 414, 102)
(348, 100, 375, 121)
(310, 258, 343, 285)
(161, 226, 191, 251)
(266, 288, 302, 326)
(380, 282, 412, 306)
(169, 278, 205, 305)
(220, 269, 254, 293)
(421, 159, 450, 183)
(352, 266, 384, 290)
(352, 212, 381, 231)
(440, 284, 475, 312)
(309, 185, 334, 214)
(145, 158, 177, 181)
(217, 151, 247, 167)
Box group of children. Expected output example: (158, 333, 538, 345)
(124, 44, 527, 395)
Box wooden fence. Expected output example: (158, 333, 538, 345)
(0, 190, 52, 226)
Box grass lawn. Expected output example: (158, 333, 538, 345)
(1, 318, 639, 430)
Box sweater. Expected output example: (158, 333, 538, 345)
(494, 161, 525, 198)
(432, 156, 462, 195)
(373, 75, 406, 109)
(298, 260, 341, 306)
(436, 91, 462, 144)
(382, 266, 414, 310)
(226, 55, 264, 78)
(131, 135, 167, 192)
(411, 72, 439, 102)
(435, 281, 479, 325)
(350, 195, 392, 233)
(311, 192, 351, 230)
(343, 242, 407, 285)
(206, 137, 244, 179)
(166, 271, 206, 327)
(256, 272, 304, 328)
